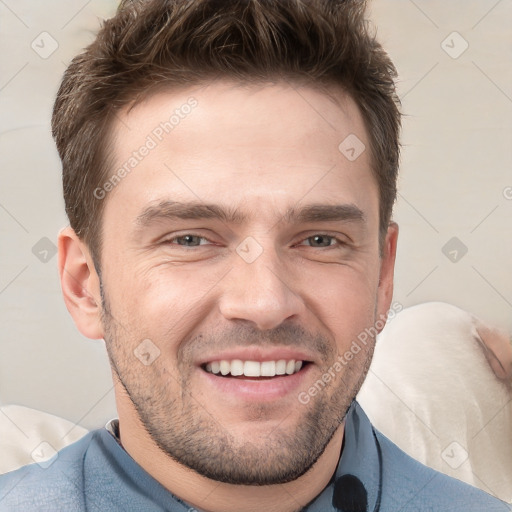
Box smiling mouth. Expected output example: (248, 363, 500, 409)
(202, 359, 310, 379)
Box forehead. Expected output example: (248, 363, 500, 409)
(104, 80, 377, 225)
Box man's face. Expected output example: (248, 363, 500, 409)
(97, 81, 396, 485)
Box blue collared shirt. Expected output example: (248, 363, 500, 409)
(0, 401, 509, 511)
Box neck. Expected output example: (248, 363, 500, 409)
(116, 395, 344, 512)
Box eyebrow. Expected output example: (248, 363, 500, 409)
(135, 201, 245, 227)
(134, 200, 366, 229)
(285, 204, 365, 224)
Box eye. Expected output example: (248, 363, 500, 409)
(168, 234, 210, 247)
(300, 234, 339, 248)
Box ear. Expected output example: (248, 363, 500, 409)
(376, 222, 399, 331)
(58, 226, 104, 340)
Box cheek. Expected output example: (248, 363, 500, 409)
(303, 265, 379, 347)
(106, 263, 222, 341)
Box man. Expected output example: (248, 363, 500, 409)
(0, 0, 509, 510)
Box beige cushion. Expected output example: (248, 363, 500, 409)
(358, 302, 512, 503)
(0, 405, 88, 475)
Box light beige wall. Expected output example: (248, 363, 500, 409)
(369, 0, 512, 330)
(0, 0, 510, 429)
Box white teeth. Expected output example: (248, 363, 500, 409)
(275, 360, 287, 375)
(285, 360, 295, 375)
(244, 360, 261, 377)
(204, 359, 305, 377)
(220, 360, 230, 375)
(230, 359, 244, 376)
(261, 361, 276, 377)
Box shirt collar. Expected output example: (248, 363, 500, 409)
(105, 417, 120, 441)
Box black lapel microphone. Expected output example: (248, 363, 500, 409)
(332, 474, 368, 512)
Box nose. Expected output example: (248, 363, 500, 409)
(218, 245, 305, 331)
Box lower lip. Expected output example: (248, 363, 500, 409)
(199, 364, 313, 402)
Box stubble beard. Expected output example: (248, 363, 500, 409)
(100, 290, 375, 485)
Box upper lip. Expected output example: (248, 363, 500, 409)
(197, 347, 317, 367)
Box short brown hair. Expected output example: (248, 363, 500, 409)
(52, 0, 401, 268)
